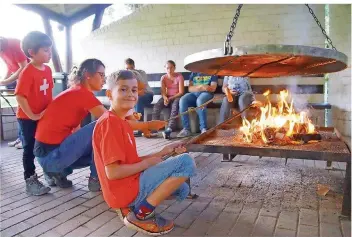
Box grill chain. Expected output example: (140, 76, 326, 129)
(305, 4, 336, 51)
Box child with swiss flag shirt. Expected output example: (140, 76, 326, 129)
(15, 31, 53, 196)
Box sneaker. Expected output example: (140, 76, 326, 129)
(47, 172, 73, 188)
(44, 173, 56, 186)
(25, 174, 51, 196)
(162, 128, 172, 139)
(124, 211, 174, 236)
(201, 128, 207, 134)
(8, 138, 20, 147)
(116, 207, 132, 222)
(15, 141, 23, 149)
(88, 176, 101, 192)
(176, 129, 192, 138)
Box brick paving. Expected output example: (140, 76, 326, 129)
(0, 136, 350, 237)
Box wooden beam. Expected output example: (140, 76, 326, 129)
(92, 7, 105, 31)
(42, 17, 63, 72)
(65, 25, 72, 73)
(69, 4, 111, 25)
(17, 4, 69, 26)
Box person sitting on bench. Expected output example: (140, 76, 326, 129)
(152, 60, 185, 139)
(219, 76, 255, 124)
(177, 72, 218, 137)
(92, 69, 196, 235)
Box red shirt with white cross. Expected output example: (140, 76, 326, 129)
(15, 63, 53, 119)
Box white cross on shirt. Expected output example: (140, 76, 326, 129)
(40, 78, 49, 95)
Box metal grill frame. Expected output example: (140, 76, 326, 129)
(186, 116, 351, 217)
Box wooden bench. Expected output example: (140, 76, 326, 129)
(140, 72, 331, 132)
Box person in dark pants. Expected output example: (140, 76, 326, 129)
(15, 31, 53, 195)
(152, 60, 184, 139)
(125, 58, 154, 123)
(0, 36, 29, 149)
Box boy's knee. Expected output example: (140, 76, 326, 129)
(177, 153, 197, 175)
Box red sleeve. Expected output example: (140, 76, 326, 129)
(15, 67, 32, 98)
(13, 41, 27, 63)
(96, 116, 126, 165)
(82, 90, 102, 111)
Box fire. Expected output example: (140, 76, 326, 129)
(239, 90, 316, 144)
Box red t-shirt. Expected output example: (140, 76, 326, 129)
(0, 38, 28, 73)
(15, 64, 53, 119)
(93, 111, 141, 208)
(35, 85, 102, 144)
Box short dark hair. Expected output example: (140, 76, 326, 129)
(21, 31, 52, 58)
(166, 60, 176, 67)
(125, 58, 135, 66)
(68, 58, 105, 86)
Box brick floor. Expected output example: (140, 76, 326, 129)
(0, 137, 351, 237)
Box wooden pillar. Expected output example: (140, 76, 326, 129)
(65, 24, 72, 73)
(42, 17, 63, 72)
(92, 8, 105, 31)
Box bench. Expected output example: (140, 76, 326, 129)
(141, 72, 331, 133)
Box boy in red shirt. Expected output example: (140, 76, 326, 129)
(15, 31, 53, 196)
(93, 70, 196, 235)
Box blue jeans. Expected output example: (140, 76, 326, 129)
(130, 153, 197, 207)
(135, 92, 153, 121)
(179, 92, 214, 131)
(17, 121, 23, 143)
(36, 121, 97, 178)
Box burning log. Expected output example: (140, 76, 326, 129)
(292, 133, 322, 143)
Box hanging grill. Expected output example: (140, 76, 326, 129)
(184, 4, 348, 77)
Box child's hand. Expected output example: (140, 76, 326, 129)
(147, 120, 166, 131)
(31, 110, 45, 121)
(161, 142, 187, 156)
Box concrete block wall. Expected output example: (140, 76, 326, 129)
(328, 4, 351, 145)
(83, 4, 325, 73)
(1, 107, 18, 141)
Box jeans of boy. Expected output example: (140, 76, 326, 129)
(130, 153, 197, 208)
(152, 97, 180, 130)
(179, 92, 214, 131)
(219, 91, 254, 124)
(17, 119, 37, 180)
(35, 121, 97, 178)
(135, 92, 153, 121)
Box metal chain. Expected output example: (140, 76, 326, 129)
(224, 4, 243, 55)
(226, 4, 243, 43)
(305, 4, 336, 50)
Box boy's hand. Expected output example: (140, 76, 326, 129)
(31, 110, 45, 121)
(160, 142, 187, 156)
(147, 120, 166, 131)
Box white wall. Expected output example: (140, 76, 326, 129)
(328, 4, 351, 143)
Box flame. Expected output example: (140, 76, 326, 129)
(239, 90, 316, 144)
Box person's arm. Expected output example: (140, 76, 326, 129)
(127, 120, 166, 131)
(169, 75, 185, 100)
(89, 105, 107, 119)
(16, 95, 43, 120)
(161, 76, 168, 100)
(207, 81, 218, 93)
(0, 60, 28, 86)
(105, 142, 185, 180)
